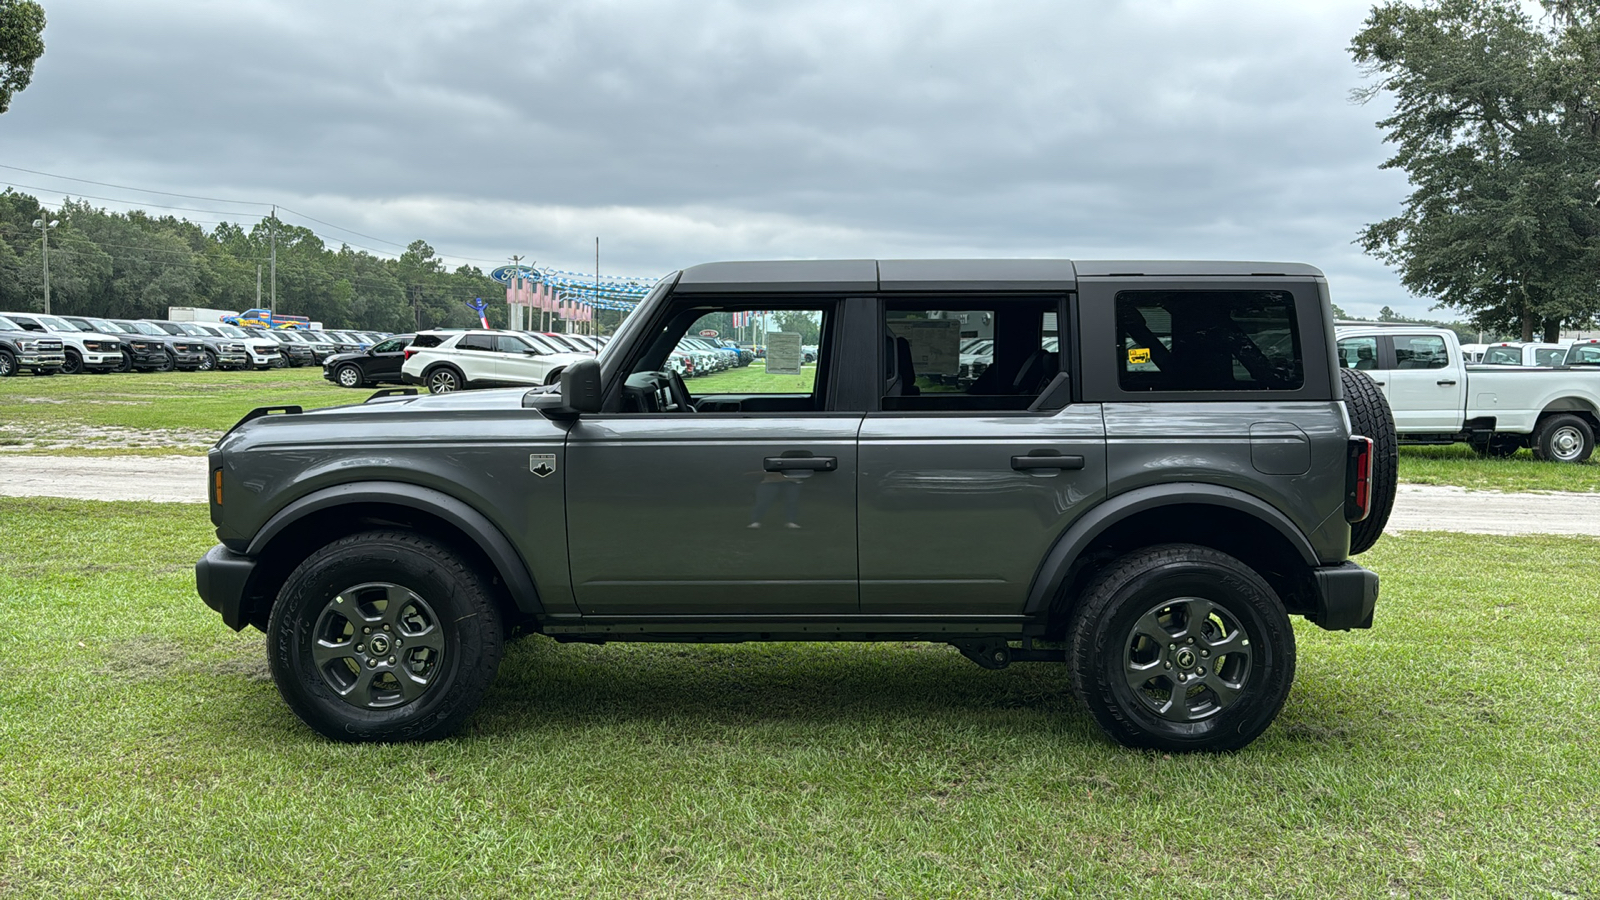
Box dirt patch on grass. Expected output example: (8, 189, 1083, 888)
(0, 423, 215, 453)
(99, 635, 189, 681)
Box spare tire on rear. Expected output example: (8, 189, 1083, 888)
(1340, 367, 1397, 554)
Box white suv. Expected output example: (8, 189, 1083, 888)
(401, 330, 590, 393)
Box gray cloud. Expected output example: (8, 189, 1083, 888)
(3, 0, 1428, 316)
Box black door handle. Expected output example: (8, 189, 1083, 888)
(764, 456, 837, 472)
(1437, 379, 1457, 386)
(1012, 455, 1085, 471)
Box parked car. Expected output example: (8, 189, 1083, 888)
(203, 323, 284, 369)
(0, 313, 65, 376)
(242, 327, 314, 367)
(197, 258, 1388, 752)
(324, 334, 416, 388)
(1336, 324, 1600, 461)
(0, 311, 124, 374)
(160, 321, 252, 370)
(401, 329, 589, 393)
(86, 318, 205, 371)
(1562, 338, 1600, 366)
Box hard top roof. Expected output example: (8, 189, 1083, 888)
(674, 259, 1324, 292)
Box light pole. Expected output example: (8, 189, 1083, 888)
(31, 217, 57, 314)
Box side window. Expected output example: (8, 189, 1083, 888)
(677, 310, 823, 395)
(456, 334, 494, 352)
(372, 337, 408, 353)
(495, 335, 531, 354)
(883, 300, 1060, 411)
(1389, 335, 1448, 369)
(1336, 337, 1379, 370)
(1116, 291, 1303, 392)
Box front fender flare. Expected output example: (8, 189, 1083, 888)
(1022, 483, 1321, 616)
(246, 480, 543, 614)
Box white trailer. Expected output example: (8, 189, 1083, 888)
(168, 306, 240, 324)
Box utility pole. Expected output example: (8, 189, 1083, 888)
(508, 254, 523, 331)
(32, 216, 56, 314)
(269, 205, 277, 313)
(255, 264, 261, 307)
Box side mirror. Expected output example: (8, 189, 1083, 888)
(557, 359, 602, 416)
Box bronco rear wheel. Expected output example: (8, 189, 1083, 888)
(267, 530, 504, 742)
(1340, 368, 1396, 554)
(1069, 543, 1295, 752)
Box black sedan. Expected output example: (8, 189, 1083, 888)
(323, 334, 415, 388)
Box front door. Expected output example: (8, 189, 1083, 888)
(563, 302, 862, 616)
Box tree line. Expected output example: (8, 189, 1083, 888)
(0, 190, 519, 332)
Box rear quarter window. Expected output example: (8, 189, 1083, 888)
(1116, 290, 1304, 392)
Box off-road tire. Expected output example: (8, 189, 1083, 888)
(1339, 368, 1396, 554)
(0, 350, 14, 377)
(1068, 543, 1296, 752)
(426, 365, 463, 394)
(336, 364, 364, 388)
(62, 348, 83, 375)
(1532, 413, 1595, 464)
(267, 530, 505, 742)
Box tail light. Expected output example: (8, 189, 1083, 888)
(404, 349, 417, 360)
(1345, 436, 1373, 523)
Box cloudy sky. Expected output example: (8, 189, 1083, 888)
(3, 0, 1429, 316)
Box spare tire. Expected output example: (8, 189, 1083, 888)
(1340, 367, 1397, 554)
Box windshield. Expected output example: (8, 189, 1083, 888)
(175, 323, 207, 336)
(0, 315, 19, 331)
(38, 315, 75, 332)
(1534, 348, 1566, 366)
(125, 321, 165, 336)
(216, 325, 249, 338)
(1568, 345, 1600, 365)
(1483, 347, 1523, 365)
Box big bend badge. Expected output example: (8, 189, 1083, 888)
(529, 454, 556, 477)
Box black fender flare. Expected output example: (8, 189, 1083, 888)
(246, 481, 543, 614)
(1022, 483, 1320, 616)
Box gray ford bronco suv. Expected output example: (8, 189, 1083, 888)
(196, 259, 1393, 751)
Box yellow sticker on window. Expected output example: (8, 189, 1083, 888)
(1127, 347, 1151, 365)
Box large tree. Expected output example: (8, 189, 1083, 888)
(1352, 0, 1600, 341)
(0, 0, 44, 114)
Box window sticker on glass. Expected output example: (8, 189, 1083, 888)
(765, 332, 803, 375)
(888, 319, 961, 376)
(1128, 347, 1151, 365)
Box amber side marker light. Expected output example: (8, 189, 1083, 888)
(212, 469, 223, 506)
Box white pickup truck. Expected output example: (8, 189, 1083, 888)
(1335, 324, 1600, 462)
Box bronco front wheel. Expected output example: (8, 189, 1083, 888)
(1069, 543, 1295, 752)
(267, 530, 504, 742)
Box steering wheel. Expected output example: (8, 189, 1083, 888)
(666, 369, 696, 413)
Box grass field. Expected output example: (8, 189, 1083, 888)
(1, 496, 1596, 897)
(2, 367, 1598, 493)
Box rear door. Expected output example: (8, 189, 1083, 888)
(857, 296, 1107, 615)
(1383, 333, 1464, 431)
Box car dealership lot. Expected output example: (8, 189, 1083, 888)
(0, 365, 1597, 895)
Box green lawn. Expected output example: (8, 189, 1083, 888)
(1398, 442, 1600, 493)
(687, 362, 818, 395)
(0, 497, 1595, 897)
(0, 368, 359, 454)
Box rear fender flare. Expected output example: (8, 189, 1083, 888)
(1022, 483, 1320, 616)
(246, 481, 542, 614)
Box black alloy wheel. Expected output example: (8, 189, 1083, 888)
(0, 350, 13, 377)
(61, 349, 83, 375)
(336, 364, 364, 388)
(267, 530, 505, 742)
(1069, 543, 1295, 752)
